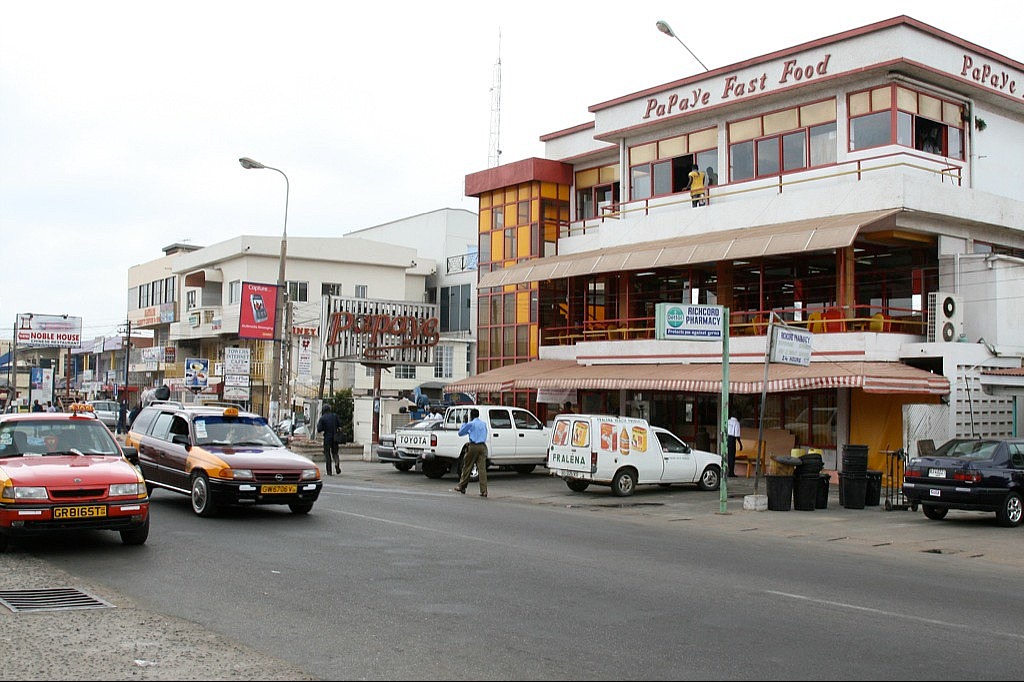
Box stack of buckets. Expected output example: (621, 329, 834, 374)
(793, 449, 825, 511)
(840, 444, 869, 509)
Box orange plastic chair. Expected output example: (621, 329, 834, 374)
(869, 312, 887, 332)
(807, 311, 825, 334)
(823, 307, 846, 332)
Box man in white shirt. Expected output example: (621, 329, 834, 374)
(727, 414, 744, 478)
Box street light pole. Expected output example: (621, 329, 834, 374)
(656, 20, 710, 72)
(239, 156, 289, 425)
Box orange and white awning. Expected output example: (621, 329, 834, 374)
(447, 359, 949, 396)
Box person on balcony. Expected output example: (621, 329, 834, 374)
(684, 164, 707, 207)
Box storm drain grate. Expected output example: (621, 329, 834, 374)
(0, 587, 115, 613)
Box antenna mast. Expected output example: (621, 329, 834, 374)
(487, 31, 502, 168)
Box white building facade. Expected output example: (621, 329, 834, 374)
(454, 16, 1024, 473)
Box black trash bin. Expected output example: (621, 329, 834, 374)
(815, 473, 830, 509)
(793, 475, 819, 511)
(766, 475, 794, 511)
(840, 472, 867, 509)
(865, 470, 883, 506)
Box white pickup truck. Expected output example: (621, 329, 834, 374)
(393, 404, 551, 480)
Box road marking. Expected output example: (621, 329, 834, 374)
(766, 590, 1024, 641)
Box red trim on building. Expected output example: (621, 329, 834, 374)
(465, 158, 573, 197)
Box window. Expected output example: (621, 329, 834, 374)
(394, 365, 416, 379)
(487, 408, 513, 430)
(287, 281, 308, 303)
(440, 284, 471, 332)
(354, 284, 367, 299)
(575, 164, 620, 220)
(512, 410, 543, 430)
(228, 280, 241, 304)
(729, 99, 837, 180)
(433, 345, 453, 379)
(186, 290, 198, 310)
(628, 129, 718, 201)
(322, 282, 344, 297)
(849, 85, 964, 158)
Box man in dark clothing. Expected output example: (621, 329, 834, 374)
(316, 405, 342, 476)
(116, 401, 128, 434)
(128, 403, 142, 429)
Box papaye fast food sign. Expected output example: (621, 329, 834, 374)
(321, 296, 439, 364)
(16, 313, 83, 348)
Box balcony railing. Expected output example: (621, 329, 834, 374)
(541, 305, 927, 345)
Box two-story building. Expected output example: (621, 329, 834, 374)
(450, 16, 1024, 473)
(126, 208, 478, 447)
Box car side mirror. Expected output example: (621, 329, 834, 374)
(121, 445, 139, 465)
(171, 433, 191, 448)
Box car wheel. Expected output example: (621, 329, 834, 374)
(393, 462, 414, 472)
(119, 515, 150, 545)
(995, 491, 1023, 527)
(513, 464, 536, 475)
(289, 502, 314, 514)
(611, 469, 637, 497)
(422, 459, 449, 479)
(565, 478, 590, 493)
(922, 504, 948, 521)
(697, 466, 721, 491)
(190, 472, 218, 517)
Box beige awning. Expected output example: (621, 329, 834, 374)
(447, 359, 948, 396)
(478, 209, 900, 288)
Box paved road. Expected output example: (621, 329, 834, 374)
(2, 455, 1020, 680)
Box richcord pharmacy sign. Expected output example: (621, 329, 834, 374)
(655, 303, 724, 341)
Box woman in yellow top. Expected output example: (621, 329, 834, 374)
(686, 164, 706, 207)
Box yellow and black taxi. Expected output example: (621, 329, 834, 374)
(0, 403, 150, 552)
(126, 401, 322, 517)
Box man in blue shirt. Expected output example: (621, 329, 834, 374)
(453, 409, 488, 497)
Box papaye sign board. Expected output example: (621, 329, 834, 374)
(16, 313, 83, 348)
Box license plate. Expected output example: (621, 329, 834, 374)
(928, 468, 946, 478)
(398, 435, 429, 447)
(53, 505, 107, 519)
(260, 484, 297, 494)
(929, 489, 941, 497)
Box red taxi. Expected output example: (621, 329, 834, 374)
(0, 404, 150, 551)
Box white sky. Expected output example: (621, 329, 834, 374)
(1, 0, 1020, 341)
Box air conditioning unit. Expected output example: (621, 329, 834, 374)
(927, 291, 964, 342)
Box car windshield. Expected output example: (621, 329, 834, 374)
(193, 415, 283, 447)
(0, 420, 121, 456)
(932, 439, 1001, 460)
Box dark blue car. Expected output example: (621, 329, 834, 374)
(902, 438, 1024, 527)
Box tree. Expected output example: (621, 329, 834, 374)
(322, 389, 353, 444)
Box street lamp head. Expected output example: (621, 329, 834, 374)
(239, 157, 265, 170)
(656, 20, 675, 38)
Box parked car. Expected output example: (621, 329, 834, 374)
(0, 403, 150, 551)
(902, 438, 1024, 527)
(88, 399, 120, 430)
(125, 401, 322, 517)
(377, 417, 443, 472)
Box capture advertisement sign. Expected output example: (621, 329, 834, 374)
(655, 303, 724, 341)
(238, 282, 278, 340)
(16, 313, 83, 348)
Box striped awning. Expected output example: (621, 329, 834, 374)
(478, 209, 900, 289)
(447, 359, 949, 396)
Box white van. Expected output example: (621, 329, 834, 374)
(547, 414, 722, 496)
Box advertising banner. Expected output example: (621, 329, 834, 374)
(185, 358, 210, 389)
(16, 313, 83, 348)
(655, 303, 724, 341)
(223, 347, 251, 374)
(30, 367, 54, 404)
(239, 282, 278, 340)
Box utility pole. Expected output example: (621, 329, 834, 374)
(123, 318, 132, 399)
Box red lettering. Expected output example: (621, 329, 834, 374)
(642, 98, 661, 119)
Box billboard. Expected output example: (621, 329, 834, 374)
(238, 282, 279, 340)
(655, 303, 724, 341)
(16, 313, 83, 348)
(321, 296, 439, 365)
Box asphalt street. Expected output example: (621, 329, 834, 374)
(2, 451, 1021, 680)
